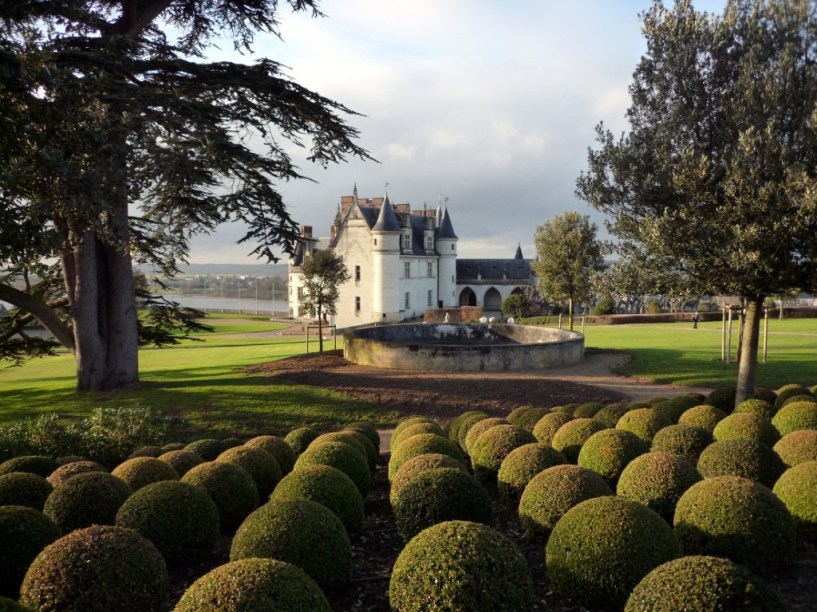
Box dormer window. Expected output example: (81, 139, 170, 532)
(426, 236, 434, 251)
(403, 234, 411, 251)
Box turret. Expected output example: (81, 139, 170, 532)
(371, 192, 402, 322)
(435, 203, 458, 308)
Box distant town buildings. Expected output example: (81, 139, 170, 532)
(288, 188, 535, 328)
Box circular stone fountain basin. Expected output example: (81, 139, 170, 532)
(343, 323, 584, 372)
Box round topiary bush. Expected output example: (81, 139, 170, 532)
(508, 406, 550, 431)
(675, 476, 795, 574)
(390, 453, 469, 507)
(230, 498, 352, 589)
(650, 423, 713, 464)
(181, 461, 259, 533)
(616, 451, 701, 521)
(389, 520, 533, 612)
(592, 401, 632, 428)
(271, 464, 364, 534)
(0, 473, 52, 510)
(161, 442, 186, 452)
(497, 444, 567, 499)
(773, 461, 817, 542)
(244, 435, 297, 475)
(184, 439, 233, 461)
(774, 429, 817, 467)
(127, 446, 164, 459)
(174, 558, 331, 612)
(295, 441, 371, 496)
(47, 461, 106, 487)
(393, 417, 438, 446)
(343, 421, 381, 453)
(388, 434, 465, 483)
(283, 427, 320, 456)
(452, 411, 490, 450)
(697, 439, 784, 487)
(652, 394, 704, 424)
(616, 408, 671, 443)
(705, 386, 737, 412)
(531, 412, 574, 444)
(20, 526, 168, 612)
(111, 457, 179, 492)
(552, 403, 581, 415)
(0, 506, 60, 599)
(115, 480, 219, 566)
(550, 418, 607, 463)
(518, 465, 612, 538)
(0, 456, 59, 478)
(545, 496, 681, 609)
(774, 383, 812, 409)
(577, 428, 648, 486)
(678, 404, 728, 432)
(624, 555, 781, 611)
(390, 422, 446, 452)
(393, 468, 493, 541)
(216, 446, 281, 499)
(157, 450, 203, 478)
(313, 431, 377, 470)
(572, 402, 605, 419)
(771, 400, 817, 437)
(43, 472, 132, 533)
(734, 398, 777, 420)
(469, 424, 536, 480)
(464, 417, 510, 455)
(713, 412, 779, 446)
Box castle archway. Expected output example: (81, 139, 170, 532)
(484, 287, 502, 311)
(459, 287, 477, 307)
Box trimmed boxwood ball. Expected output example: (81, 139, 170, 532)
(296, 441, 371, 496)
(774, 429, 817, 467)
(310, 432, 368, 463)
(47, 461, 106, 487)
(230, 498, 352, 589)
(19, 525, 169, 612)
(771, 400, 817, 437)
(577, 428, 648, 485)
(572, 402, 605, 419)
(393, 468, 493, 541)
(773, 461, 817, 542)
(508, 406, 550, 431)
(453, 411, 491, 449)
(174, 558, 331, 612)
(315, 430, 378, 470)
(752, 387, 778, 403)
(161, 442, 186, 452)
(115, 480, 219, 566)
(181, 461, 259, 532)
(713, 412, 779, 446)
(616, 408, 670, 443)
(284, 427, 320, 456)
(697, 439, 784, 487)
(705, 386, 737, 412)
(518, 465, 612, 538)
(111, 457, 179, 492)
(464, 417, 510, 455)
(157, 450, 203, 478)
(592, 401, 632, 428)
(244, 435, 297, 475)
(532, 412, 574, 444)
(343, 421, 381, 452)
(0, 473, 52, 510)
(470, 424, 536, 480)
(44, 472, 132, 532)
(616, 451, 701, 521)
(183, 439, 232, 461)
(774, 383, 812, 409)
(650, 424, 713, 464)
(734, 398, 777, 419)
(497, 443, 567, 499)
(390, 453, 469, 507)
(507, 405, 535, 423)
(447, 410, 486, 442)
(388, 434, 465, 482)
(624, 555, 782, 611)
(782, 394, 817, 408)
(390, 422, 446, 452)
(271, 464, 364, 534)
(0, 596, 31, 611)
(552, 403, 581, 415)
(0, 456, 59, 478)
(546, 496, 681, 610)
(127, 446, 164, 459)
(678, 404, 728, 432)
(551, 418, 607, 463)
(0, 506, 60, 598)
(393, 417, 437, 447)
(674, 476, 795, 574)
(652, 394, 705, 424)
(217, 446, 282, 499)
(389, 520, 533, 612)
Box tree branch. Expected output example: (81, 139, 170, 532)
(0, 284, 75, 351)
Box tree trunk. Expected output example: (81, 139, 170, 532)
(317, 300, 324, 352)
(735, 296, 763, 407)
(568, 297, 574, 331)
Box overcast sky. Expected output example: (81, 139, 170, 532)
(188, 0, 725, 264)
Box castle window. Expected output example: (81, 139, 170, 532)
(373, 238, 377, 246)
(297, 287, 304, 299)
(427, 290, 433, 307)
(404, 261, 411, 278)
(451, 244, 455, 250)
(403, 234, 411, 251)
(405, 292, 410, 309)
(354, 265, 361, 283)
(426, 236, 433, 251)
(355, 296, 361, 314)
(427, 261, 433, 277)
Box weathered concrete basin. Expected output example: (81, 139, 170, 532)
(343, 323, 584, 372)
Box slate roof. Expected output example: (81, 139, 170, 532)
(456, 258, 533, 283)
(372, 193, 402, 232)
(436, 206, 457, 239)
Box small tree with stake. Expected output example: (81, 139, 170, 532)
(299, 250, 350, 352)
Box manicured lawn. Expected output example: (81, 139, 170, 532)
(0, 317, 395, 436)
(584, 319, 817, 389)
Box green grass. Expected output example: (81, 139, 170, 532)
(583, 319, 817, 389)
(0, 316, 395, 437)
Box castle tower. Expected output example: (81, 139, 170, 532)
(435, 202, 458, 308)
(371, 191, 402, 322)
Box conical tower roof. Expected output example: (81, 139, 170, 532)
(514, 243, 524, 259)
(372, 191, 401, 232)
(436, 204, 457, 239)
